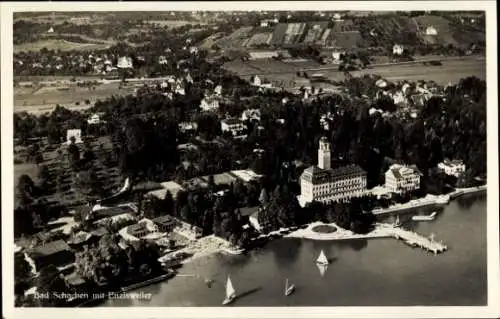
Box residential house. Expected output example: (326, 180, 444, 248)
(189, 46, 199, 54)
(385, 164, 421, 194)
(214, 85, 223, 96)
(241, 109, 261, 122)
(117, 56, 133, 69)
(28, 240, 75, 272)
(438, 159, 466, 177)
(126, 223, 149, 238)
(199, 97, 220, 111)
(66, 129, 83, 145)
(221, 118, 247, 137)
(152, 215, 179, 232)
(87, 114, 101, 125)
(147, 181, 186, 201)
(178, 122, 198, 133)
(251, 75, 262, 86)
(175, 83, 186, 95)
(425, 26, 438, 35)
(332, 51, 344, 63)
(393, 44, 404, 55)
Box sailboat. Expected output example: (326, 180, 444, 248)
(285, 278, 295, 296)
(222, 276, 237, 305)
(316, 250, 329, 266)
(394, 215, 401, 227)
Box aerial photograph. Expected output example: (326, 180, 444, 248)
(11, 9, 488, 308)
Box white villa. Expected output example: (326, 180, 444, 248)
(199, 97, 220, 111)
(425, 26, 438, 36)
(438, 159, 466, 177)
(66, 129, 83, 145)
(384, 164, 421, 194)
(393, 44, 404, 55)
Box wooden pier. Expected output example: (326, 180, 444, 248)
(390, 228, 448, 254)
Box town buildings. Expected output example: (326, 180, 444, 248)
(299, 137, 367, 205)
(438, 159, 466, 177)
(221, 118, 247, 137)
(384, 164, 421, 194)
(28, 240, 75, 272)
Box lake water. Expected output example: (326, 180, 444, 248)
(104, 193, 487, 307)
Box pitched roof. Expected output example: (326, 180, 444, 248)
(152, 215, 177, 225)
(238, 206, 260, 217)
(30, 240, 72, 257)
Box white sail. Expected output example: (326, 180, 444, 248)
(316, 250, 328, 264)
(285, 278, 289, 292)
(317, 264, 328, 277)
(226, 276, 236, 299)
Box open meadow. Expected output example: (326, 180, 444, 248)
(14, 39, 111, 53)
(14, 82, 137, 114)
(223, 56, 485, 86)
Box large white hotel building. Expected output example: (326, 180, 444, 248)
(298, 137, 367, 206)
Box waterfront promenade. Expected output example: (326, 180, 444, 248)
(286, 222, 448, 254)
(372, 185, 486, 216)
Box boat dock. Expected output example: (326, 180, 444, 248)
(390, 227, 448, 254)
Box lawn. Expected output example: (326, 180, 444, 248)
(14, 39, 111, 53)
(143, 20, 206, 27)
(311, 224, 337, 233)
(14, 82, 136, 114)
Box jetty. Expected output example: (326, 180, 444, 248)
(388, 227, 447, 254)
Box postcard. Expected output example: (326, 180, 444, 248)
(1, 1, 498, 318)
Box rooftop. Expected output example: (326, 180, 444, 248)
(30, 240, 72, 257)
(222, 118, 244, 125)
(301, 164, 366, 184)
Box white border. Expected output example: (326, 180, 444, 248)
(1, 2, 498, 319)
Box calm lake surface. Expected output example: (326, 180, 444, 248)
(104, 193, 487, 307)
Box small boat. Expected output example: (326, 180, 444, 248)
(393, 215, 401, 227)
(222, 276, 237, 305)
(285, 278, 295, 296)
(316, 250, 329, 266)
(412, 211, 438, 221)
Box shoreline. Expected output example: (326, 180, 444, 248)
(372, 185, 486, 216)
(284, 222, 448, 253)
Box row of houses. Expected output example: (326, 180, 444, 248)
(147, 169, 264, 201)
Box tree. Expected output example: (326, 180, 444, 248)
(68, 143, 80, 169)
(34, 265, 68, 306)
(258, 188, 269, 206)
(17, 174, 36, 201)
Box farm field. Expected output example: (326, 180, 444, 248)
(224, 56, 485, 86)
(352, 58, 486, 84)
(14, 82, 137, 114)
(14, 39, 111, 53)
(143, 20, 206, 27)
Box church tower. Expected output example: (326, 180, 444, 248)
(318, 137, 331, 170)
